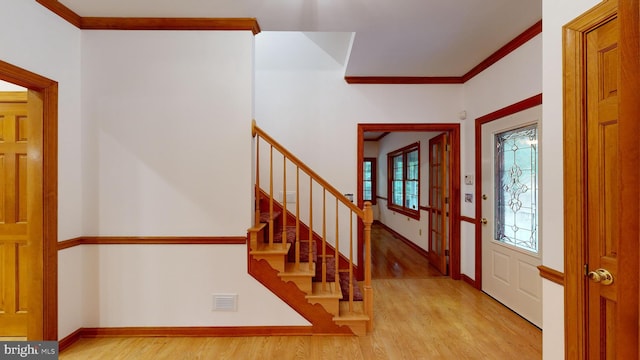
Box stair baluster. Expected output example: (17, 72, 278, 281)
(250, 120, 374, 334)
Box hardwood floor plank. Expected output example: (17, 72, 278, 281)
(59, 224, 541, 359)
(371, 224, 444, 279)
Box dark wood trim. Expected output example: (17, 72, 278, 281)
(59, 325, 313, 352)
(375, 221, 429, 260)
(35, 0, 82, 28)
(57, 237, 83, 251)
(358, 123, 461, 280)
(418, 205, 431, 212)
(377, 196, 388, 201)
(0, 59, 59, 341)
(82, 326, 311, 337)
(58, 328, 82, 352)
(57, 236, 247, 250)
(35, 0, 261, 34)
(345, 76, 464, 85)
(42, 81, 59, 342)
(461, 20, 542, 82)
(537, 265, 564, 286)
(475, 93, 543, 125)
(618, 0, 640, 357)
(474, 93, 542, 291)
(345, 19, 541, 85)
(80, 17, 261, 34)
(461, 274, 477, 288)
(460, 216, 476, 224)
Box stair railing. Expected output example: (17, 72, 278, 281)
(252, 120, 374, 331)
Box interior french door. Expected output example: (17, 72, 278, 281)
(428, 133, 449, 275)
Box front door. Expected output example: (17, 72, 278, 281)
(0, 92, 29, 336)
(428, 133, 449, 275)
(480, 105, 542, 327)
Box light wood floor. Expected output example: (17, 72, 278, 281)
(60, 224, 542, 359)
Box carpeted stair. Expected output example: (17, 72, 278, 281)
(260, 211, 363, 301)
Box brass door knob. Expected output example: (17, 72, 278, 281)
(480, 218, 488, 225)
(587, 268, 614, 285)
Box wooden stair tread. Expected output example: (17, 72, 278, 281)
(306, 281, 343, 300)
(278, 262, 315, 277)
(251, 242, 291, 255)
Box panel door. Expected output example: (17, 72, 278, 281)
(481, 105, 542, 328)
(586, 17, 619, 359)
(0, 93, 29, 337)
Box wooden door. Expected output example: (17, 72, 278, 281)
(428, 133, 448, 275)
(481, 105, 542, 328)
(564, 0, 639, 357)
(585, 16, 620, 359)
(0, 92, 29, 336)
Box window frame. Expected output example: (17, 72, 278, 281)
(387, 142, 420, 219)
(363, 157, 377, 205)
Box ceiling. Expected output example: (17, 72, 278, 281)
(57, 0, 541, 78)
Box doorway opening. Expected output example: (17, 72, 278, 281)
(357, 123, 461, 281)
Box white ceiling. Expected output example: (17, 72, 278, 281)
(58, 0, 541, 77)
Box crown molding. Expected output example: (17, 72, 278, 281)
(36, 0, 261, 34)
(345, 76, 464, 85)
(346, 19, 542, 85)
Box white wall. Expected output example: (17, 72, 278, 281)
(542, 1, 601, 359)
(82, 30, 254, 236)
(78, 30, 307, 331)
(460, 34, 542, 280)
(83, 245, 308, 327)
(0, 0, 84, 340)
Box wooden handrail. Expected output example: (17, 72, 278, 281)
(252, 119, 374, 333)
(252, 120, 363, 217)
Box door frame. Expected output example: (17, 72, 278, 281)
(564, 0, 639, 358)
(357, 123, 461, 281)
(0, 59, 58, 340)
(473, 94, 542, 290)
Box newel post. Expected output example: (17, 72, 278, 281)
(362, 201, 374, 332)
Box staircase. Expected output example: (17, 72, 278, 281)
(247, 121, 374, 335)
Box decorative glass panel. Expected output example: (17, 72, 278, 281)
(494, 124, 538, 253)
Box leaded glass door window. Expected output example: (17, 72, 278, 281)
(480, 105, 542, 328)
(494, 124, 538, 253)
